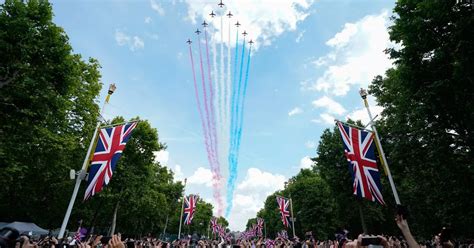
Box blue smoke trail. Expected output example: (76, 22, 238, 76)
(229, 29, 239, 158)
(235, 45, 252, 163)
(226, 37, 246, 216)
(227, 28, 239, 216)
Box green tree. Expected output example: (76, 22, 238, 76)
(245, 218, 256, 230)
(217, 216, 229, 229)
(0, 0, 101, 228)
(285, 169, 337, 239)
(369, 0, 474, 238)
(167, 198, 214, 237)
(255, 192, 286, 238)
(250, 123, 391, 239)
(316, 124, 390, 236)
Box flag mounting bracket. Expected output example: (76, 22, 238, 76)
(364, 114, 379, 129)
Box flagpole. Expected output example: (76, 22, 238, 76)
(58, 84, 117, 239)
(359, 88, 401, 205)
(357, 201, 367, 234)
(177, 178, 187, 239)
(264, 220, 267, 239)
(289, 196, 296, 238)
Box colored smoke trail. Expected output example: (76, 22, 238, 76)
(225, 17, 232, 186)
(235, 45, 252, 162)
(205, 27, 224, 215)
(198, 34, 223, 212)
(186, 10, 255, 216)
(229, 28, 239, 157)
(198, 33, 213, 163)
(188, 44, 222, 209)
(205, 28, 219, 165)
(220, 16, 226, 130)
(227, 28, 240, 204)
(226, 37, 246, 216)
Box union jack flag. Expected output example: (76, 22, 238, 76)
(265, 239, 275, 248)
(183, 194, 198, 225)
(277, 230, 288, 240)
(216, 224, 228, 239)
(84, 122, 138, 200)
(256, 218, 264, 236)
(210, 217, 218, 234)
(276, 196, 291, 228)
(337, 121, 385, 205)
(251, 224, 257, 236)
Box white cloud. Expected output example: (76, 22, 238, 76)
(144, 16, 152, 24)
(115, 30, 145, 51)
(346, 105, 383, 125)
(146, 32, 159, 40)
(288, 107, 303, 117)
(326, 23, 358, 48)
(172, 164, 184, 182)
(228, 168, 286, 231)
(312, 96, 346, 115)
(310, 10, 394, 96)
(150, 0, 165, 16)
(312, 113, 336, 125)
(299, 156, 313, 169)
(296, 30, 306, 43)
(154, 150, 169, 165)
(184, 0, 314, 49)
(115, 30, 130, 46)
(133, 36, 144, 50)
(305, 140, 316, 149)
(187, 167, 214, 187)
(312, 52, 336, 68)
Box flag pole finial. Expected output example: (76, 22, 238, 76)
(359, 88, 368, 99)
(108, 83, 117, 95)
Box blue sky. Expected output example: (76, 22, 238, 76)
(50, 0, 396, 230)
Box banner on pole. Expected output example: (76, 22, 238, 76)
(336, 121, 385, 205)
(84, 122, 138, 200)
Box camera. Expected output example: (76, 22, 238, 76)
(361, 235, 382, 246)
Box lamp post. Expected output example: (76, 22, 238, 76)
(58, 84, 116, 239)
(359, 88, 401, 205)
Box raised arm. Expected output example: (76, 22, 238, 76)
(395, 214, 419, 248)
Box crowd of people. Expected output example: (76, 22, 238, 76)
(1, 215, 472, 248)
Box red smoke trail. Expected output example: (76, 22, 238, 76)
(205, 29, 219, 167)
(189, 44, 223, 211)
(204, 28, 224, 216)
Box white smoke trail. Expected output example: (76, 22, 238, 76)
(218, 14, 227, 214)
(210, 15, 224, 216)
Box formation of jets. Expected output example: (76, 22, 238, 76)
(187, 1, 256, 46)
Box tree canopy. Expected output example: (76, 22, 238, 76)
(0, 0, 211, 236)
(247, 0, 473, 240)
